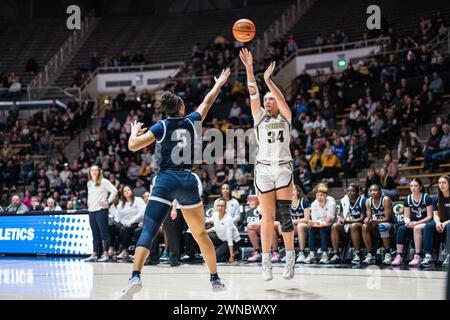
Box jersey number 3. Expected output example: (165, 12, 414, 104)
(267, 130, 284, 143)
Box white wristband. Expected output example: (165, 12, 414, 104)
(247, 81, 257, 87)
(250, 93, 260, 100)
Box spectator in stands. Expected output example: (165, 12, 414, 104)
(6, 195, 29, 214)
(1, 140, 13, 160)
(392, 178, 433, 267)
(297, 157, 313, 194)
(362, 184, 394, 265)
(228, 102, 242, 125)
(84, 165, 118, 263)
(303, 183, 335, 264)
(38, 130, 54, 154)
(420, 175, 450, 268)
(114, 186, 145, 260)
(321, 148, 341, 186)
(286, 34, 298, 54)
(423, 126, 442, 170)
(26, 58, 39, 75)
(132, 51, 146, 65)
(29, 196, 43, 212)
(429, 72, 444, 99)
(200, 171, 213, 198)
(21, 190, 31, 209)
(207, 198, 243, 264)
(90, 52, 101, 72)
(127, 161, 141, 184)
(228, 163, 244, 190)
(119, 50, 131, 67)
(309, 145, 324, 181)
(44, 198, 62, 211)
(364, 168, 381, 197)
(343, 135, 359, 178)
(19, 154, 34, 184)
(7, 77, 22, 100)
(431, 123, 450, 170)
(213, 164, 228, 194)
(383, 153, 399, 183)
(133, 179, 146, 198)
(214, 184, 241, 227)
(379, 167, 399, 201)
(34, 169, 50, 195)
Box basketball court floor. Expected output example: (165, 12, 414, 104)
(0, 257, 447, 300)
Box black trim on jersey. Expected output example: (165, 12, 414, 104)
(254, 108, 267, 128)
(256, 126, 260, 144)
(278, 112, 292, 130)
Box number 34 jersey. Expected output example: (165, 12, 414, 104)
(254, 107, 292, 164)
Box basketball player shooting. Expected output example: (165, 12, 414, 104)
(239, 48, 295, 281)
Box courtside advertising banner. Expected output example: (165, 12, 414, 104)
(0, 214, 93, 255)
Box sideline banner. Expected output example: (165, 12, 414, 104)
(0, 213, 93, 255)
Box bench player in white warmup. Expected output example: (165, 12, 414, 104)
(239, 48, 295, 281)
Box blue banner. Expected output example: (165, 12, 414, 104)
(0, 214, 93, 255)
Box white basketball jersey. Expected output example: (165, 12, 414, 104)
(254, 108, 292, 163)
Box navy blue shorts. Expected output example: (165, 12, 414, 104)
(150, 170, 202, 208)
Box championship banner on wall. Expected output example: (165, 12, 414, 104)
(0, 214, 93, 255)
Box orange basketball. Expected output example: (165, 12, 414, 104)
(232, 19, 256, 42)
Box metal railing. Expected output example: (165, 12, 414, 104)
(267, 36, 391, 79)
(28, 10, 98, 90)
(0, 86, 81, 103)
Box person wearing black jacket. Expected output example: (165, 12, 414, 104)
(29, 196, 44, 212)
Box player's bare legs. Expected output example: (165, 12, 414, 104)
(257, 191, 276, 281)
(276, 185, 294, 251)
(181, 206, 217, 274)
(181, 206, 226, 291)
(276, 184, 295, 279)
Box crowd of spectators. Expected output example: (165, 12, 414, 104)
(0, 71, 23, 100)
(2, 13, 449, 214)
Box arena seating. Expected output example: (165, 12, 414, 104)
(0, 18, 71, 87)
(287, 0, 450, 49)
(53, 1, 293, 88)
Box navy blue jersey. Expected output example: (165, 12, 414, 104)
(291, 198, 310, 219)
(150, 112, 201, 171)
(348, 195, 367, 219)
(404, 193, 433, 222)
(369, 196, 386, 220)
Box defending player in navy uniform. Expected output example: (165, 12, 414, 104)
(119, 68, 231, 299)
(329, 184, 367, 264)
(391, 178, 433, 267)
(362, 184, 394, 265)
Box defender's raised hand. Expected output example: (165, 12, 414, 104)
(130, 120, 147, 137)
(214, 68, 231, 87)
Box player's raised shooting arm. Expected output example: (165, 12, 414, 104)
(196, 68, 231, 121)
(128, 121, 155, 152)
(264, 61, 291, 121)
(239, 48, 262, 118)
